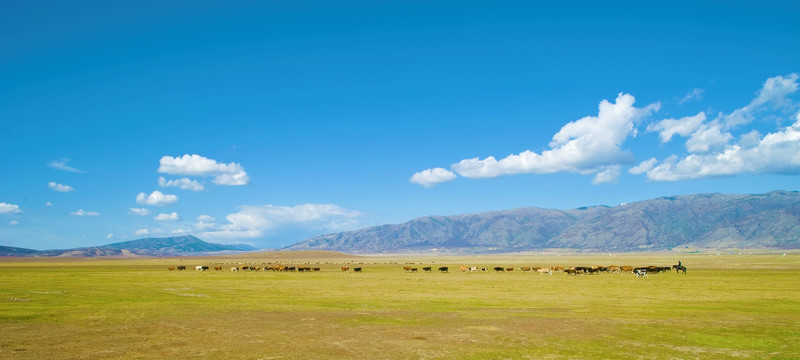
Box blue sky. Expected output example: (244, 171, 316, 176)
(2, 1, 799, 250)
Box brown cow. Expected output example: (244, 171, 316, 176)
(341, 266, 350, 272)
(168, 267, 175, 271)
(214, 266, 222, 271)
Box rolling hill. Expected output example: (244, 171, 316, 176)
(286, 191, 800, 253)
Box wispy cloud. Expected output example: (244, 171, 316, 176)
(154, 212, 179, 221)
(47, 158, 85, 173)
(129, 207, 151, 216)
(158, 176, 204, 191)
(679, 88, 704, 105)
(200, 204, 361, 241)
(71, 209, 100, 216)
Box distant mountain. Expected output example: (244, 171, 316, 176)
(286, 191, 800, 253)
(0, 235, 256, 257)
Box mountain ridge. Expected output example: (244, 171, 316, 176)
(286, 191, 800, 253)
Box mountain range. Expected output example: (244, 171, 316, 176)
(286, 191, 800, 253)
(3, 191, 799, 256)
(0, 235, 255, 257)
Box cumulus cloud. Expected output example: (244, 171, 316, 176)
(200, 204, 361, 241)
(414, 93, 659, 186)
(48, 182, 74, 192)
(646, 112, 706, 144)
(592, 166, 621, 184)
(158, 154, 249, 186)
(0, 202, 22, 214)
(71, 209, 100, 216)
(637, 74, 800, 181)
(158, 177, 204, 191)
(154, 212, 179, 221)
(47, 158, 85, 173)
(136, 191, 178, 206)
(409, 168, 457, 187)
(134, 229, 150, 236)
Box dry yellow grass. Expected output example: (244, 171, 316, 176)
(1, 252, 799, 359)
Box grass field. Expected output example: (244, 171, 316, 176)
(1, 251, 799, 359)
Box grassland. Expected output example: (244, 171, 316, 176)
(1, 251, 799, 359)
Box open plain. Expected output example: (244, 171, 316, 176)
(1, 251, 799, 359)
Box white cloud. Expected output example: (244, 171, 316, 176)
(9, 220, 19, 225)
(71, 209, 100, 216)
(628, 158, 658, 175)
(154, 212, 179, 221)
(136, 191, 178, 206)
(134, 229, 150, 236)
(638, 74, 800, 181)
(200, 204, 361, 240)
(679, 88, 704, 105)
(158, 177, 204, 192)
(129, 207, 151, 216)
(158, 154, 249, 186)
(592, 166, 620, 184)
(0, 202, 22, 214)
(444, 93, 658, 182)
(409, 168, 457, 187)
(646, 112, 706, 143)
(107, 234, 114, 239)
(685, 123, 733, 153)
(721, 73, 799, 129)
(46, 201, 53, 207)
(47, 158, 85, 173)
(171, 229, 189, 234)
(48, 181, 74, 192)
(195, 215, 216, 230)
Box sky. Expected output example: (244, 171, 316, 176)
(2, 1, 799, 250)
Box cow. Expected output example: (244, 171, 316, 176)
(231, 267, 239, 272)
(521, 267, 531, 272)
(565, 268, 577, 275)
(177, 266, 186, 271)
(353, 267, 362, 273)
(423, 267, 432, 272)
(438, 266, 449, 273)
(493, 267, 505, 272)
(195, 265, 204, 271)
(458, 266, 468, 273)
(620, 266, 633, 273)
(168, 267, 175, 271)
(341, 266, 350, 272)
(214, 266, 222, 271)
(537, 267, 553, 275)
(469, 267, 479, 272)
(506, 267, 515, 272)
(403, 267, 413, 272)
(634, 269, 647, 278)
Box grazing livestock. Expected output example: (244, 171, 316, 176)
(458, 266, 468, 273)
(620, 266, 633, 273)
(634, 269, 648, 278)
(537, 267, 553, 275)
(168, 267, 175, 271)
(403, 267, 412, 272)
(506, 267, 515, 272)
(422, 267, 432, 272)
(438, 266, 449, 273)
(493, 267, 505, 272)
(341, 267, 350, 272)
(176, 266, 186, 271)
(469, 267, 479, 272)
(231, 267, 238, 272)
(353, 267, 362, 273)
(214, 266, 222, 271)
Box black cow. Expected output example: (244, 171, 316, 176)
(438, 267, 448, 272)
(493, 267, 505, 272)
(176, 266, 186, 271)
(353, 267, 362, 273)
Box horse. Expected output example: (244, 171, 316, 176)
(672, 264, 687, 274)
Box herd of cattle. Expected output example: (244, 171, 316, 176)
(168, 264, 686, 277)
